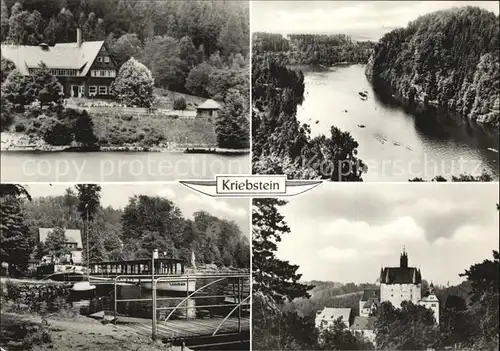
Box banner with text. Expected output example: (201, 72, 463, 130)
(179, 175, 322, 197)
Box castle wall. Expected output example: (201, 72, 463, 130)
(380, 283, 421, 308)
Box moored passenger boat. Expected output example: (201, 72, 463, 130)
(88, 258, 196, 292)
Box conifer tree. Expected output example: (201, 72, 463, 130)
(215, 88, 249, 149)
(252, 198, 314, 302)
(0, 184, 32, 276)
(111, 57, 154, 107)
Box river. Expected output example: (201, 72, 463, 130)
(295, 64, 499, 181)
(0, 152, 249, 182)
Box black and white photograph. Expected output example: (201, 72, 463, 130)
(0, 0, 250, 182)
(252, 183, 499, 350)
(0, 183, 250, 350)
(252, 1, 499, 181)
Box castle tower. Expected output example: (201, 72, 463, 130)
(379, 248, 422, 307)
(419, 283, 440, 324)
(400, 246, 408, 268)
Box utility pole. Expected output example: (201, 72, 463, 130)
(86, 205, 89, 280)
(152, 249, 158, 340)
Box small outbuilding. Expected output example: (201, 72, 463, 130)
(196, 99, 221, 118)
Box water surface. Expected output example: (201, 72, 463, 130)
(296, 65, 499, 181)
(0, 151, 249, 182)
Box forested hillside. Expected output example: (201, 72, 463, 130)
(19, 187, 250, 268)
(1, 0, 249, 99)
(0, 0, 249, 149)
(366, 6, 499, 126)
(252, 32, 374, 65)
(252, 51, 366, 180)
(282, 281, 378, 318)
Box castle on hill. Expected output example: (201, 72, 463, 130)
(316, 249, 440, 345)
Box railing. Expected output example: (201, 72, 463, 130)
(111, 273, 250, 341)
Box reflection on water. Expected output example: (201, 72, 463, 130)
(0, 152, 250, 182)
(295, 65, 499, 181)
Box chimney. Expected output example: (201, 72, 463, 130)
(77, 27, 82, 47)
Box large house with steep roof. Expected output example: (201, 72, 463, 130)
(38, 228, 83, 264)
(1, 28, 117, 98)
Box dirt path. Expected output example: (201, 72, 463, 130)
(1, 312, 186, 351)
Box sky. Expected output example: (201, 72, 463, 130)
(275, 183, 499, 286)
(251, 1, 500, 40)
(21, 183, 250, 235)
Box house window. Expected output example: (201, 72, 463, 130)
(99, 86, 107, 95)
(104, 56, 110, 63)
(431, 303, 436, 307)
(89, 86, 97, 96)
(97, 57, 103, 62)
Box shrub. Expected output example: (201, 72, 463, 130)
(5, 280, 21, 301)
(40, 116, 73, 145)
(14, 122, 26, 132)
(173, 97, 187, 110)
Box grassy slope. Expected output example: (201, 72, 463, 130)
(91, 111, 217, 147)
(7, 109, 217, 149)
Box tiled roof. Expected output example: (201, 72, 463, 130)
(316, 307, 351, 324)
(39, 228, 82, 249)
(1, 41, 104, 76)
(380, 267, 422, 284)
(361, 289, 380, 301)
(351, 316, 376, 331)
(197, 99, 221, 110)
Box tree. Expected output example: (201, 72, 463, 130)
(374, 301, 440, 350)
(1, 56, 15, 84)
(107, 33, 143, 67)
(320, 317, 374, 350)
(61, 108, 98, 147)
(76, 184, 102, 264)
(0, 184, 32, 276)
(1, 68, 30, 107)
(173, 97, 186, 110)
(253, 198, 314, 302)
(24, 63, 63, 106)
(179, 35, 199, 69)
(459, 250, 499, 347)
(76, 184, 101, 223)
(111, 57, 154, 108)
(185, 62, 213, 97)
(121, 195, 185, 246)
(1, 0, 9, 42)
(44, 227, 69, 259)
(6, 7, 30, 44)
(39, 116, 73, 145)
(215, 88, 249, 149)
(218, 13, 246, 57)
